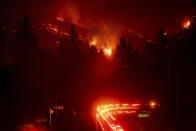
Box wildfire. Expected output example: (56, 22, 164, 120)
(183, 19, 191, 29)
(89, 37, 113, 57)
(104, 48, 112, 56)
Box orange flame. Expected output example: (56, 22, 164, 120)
(104, 48, 112, 56)
(183, 19, 191, 29)
(90, 38, 97, 46)
(87, 24, 120, 57)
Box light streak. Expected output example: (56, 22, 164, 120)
(96, 104, 141, 131)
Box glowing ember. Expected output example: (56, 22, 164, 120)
(46, 24, 58, 32)
(43, 23, 70, 36)
(96, 104, 140, 131)
(150, 102, 156, 106)
(104, 48, 112, 56)
(149, 101, 156, 108)
(56, 17, 64, 22)
(183, 20, 191, 29)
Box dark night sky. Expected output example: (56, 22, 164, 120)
(0, 0, 194, 39)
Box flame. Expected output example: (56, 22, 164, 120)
(183, 19, 191, 29)
(149, 100, 157, 108)
(90, 38, 97, 46)
(150, 101, 156, 106)
(87, 24, 120, 57)
(88, 27, 118, 57)
(45, 24, 58, 32)
(104, 48, 112, 56)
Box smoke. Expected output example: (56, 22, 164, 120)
(57, 0, 125, 49)
(0, 0, 192, 43)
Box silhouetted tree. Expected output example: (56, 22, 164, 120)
(155, 27, 168, 64)
(89, 45, 98, 56)
(134, 46, 140, 59)
(15, 16, 38, 56)
(69, 24, 79, 47)
(99, 48, 104, 57)
(127, 38, 132, 53)
(116, 37, 128, 62)
(156, 27, 167, 46)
